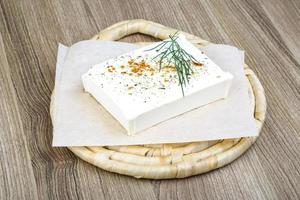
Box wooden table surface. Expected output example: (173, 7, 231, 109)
(0, 0, 299, 199)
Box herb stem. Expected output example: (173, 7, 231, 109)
(146, 32, 200, 96)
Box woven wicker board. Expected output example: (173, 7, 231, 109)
(51, 19, 266, 179)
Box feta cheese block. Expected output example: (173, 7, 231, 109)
(82, 35, 233, 135)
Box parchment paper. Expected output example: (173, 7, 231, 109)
(52, 40, 258, 146)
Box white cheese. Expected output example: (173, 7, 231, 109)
(82, 35, 233, 135)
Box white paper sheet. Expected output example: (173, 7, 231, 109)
(52, 40, 258, 146)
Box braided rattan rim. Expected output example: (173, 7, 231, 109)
(51, 19, 266, 179)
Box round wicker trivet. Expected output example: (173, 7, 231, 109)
(51, 19, 266, 179)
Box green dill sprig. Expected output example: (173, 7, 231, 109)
(146, 32, 199, 96)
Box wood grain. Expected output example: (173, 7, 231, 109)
(0, 0, 299, 199)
